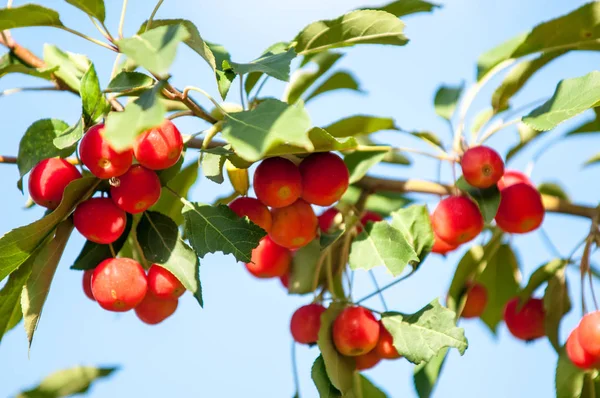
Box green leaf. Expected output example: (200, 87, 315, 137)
(294, 10, 408, 55)
(221, 99, 313, 162)
(567, 108, 600, 135)
(505, 123, 548, 162)
(265, 128, 360, 159)
(556, 348, 586, 398)
(434, 84, 463, 121)
(71, 215, 133, 270)
(324, 115, 399, 138)
(0, 52, 57, 80)
(305, 71, 363, 101)
(231, 47, 296, 82)
(17, 119, 73, 190)
(103, 82, 166, 151)
(66, 0, 105, 22)
(117, 24, 190, 76)
(22, 220, 73, 348)
(0, 4, 63, 30)
(349, 220, 419, 276)
(477, 244, 521, 333)
(455, 177, 501, 223)
(519, 259, 568, 301)
(364, 0, 440, 17)
(317, 302, 355, 394)
(206, 41, 236, 100)
(80, 64, 109, 127)
(0, 259, 33, 344)
(201, 151, 226, 184)
(359, 375, 388, 398)
(390, 205, 434, 264)
(477, 33, 527, 80)
(137, 211, 202, 306)
(341, 185, 411, 216)
(311, 355, 342, 398)
(182, 202, 266, 263)
(410, 131, 445, 151)
(523, 71, 600, 131)
(105, 71, 155, 95)
(544, 268, 571, 352)
(584, 153, 600, 168)
(538, 182, 570, 201)
(289, 239, 323, 295)
(152, 160, 199, 226)
(470, 108, 494, 136)
(413, 350, 448, 398)
(345, 149, 389, 184)
(491, 52, 564, 112)
(17, 366, 117, 398)
(53, 119, 84, 150)
(284, 51, 343, 103)
(382, 300, 467, 364)
(43, 44, 90, 92)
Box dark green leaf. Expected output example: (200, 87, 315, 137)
(363, 0, 441, 17)
(556, 348, 585, 398)
(231, 47, 296, 82)
(341, 185, 411, 216)
(289, 239, 322, 295)
(294, 10, 408, 55)
(566, 108, 600, 135)
(105, 71, 155, 95)
(382, 300, 467, 364)
(544, 268, 571, 352)
(284, 51, 343, 103)
(324, 116, 399, 138)
(359, 375, 388, 398)
(538, 182, 570, 201)
(66, 0, 105, 22)
(117, 24, 190, 76)
(345, 149, 389, 184)
(413, 350, 448, 398)
(152, 161, 199, 226)
(182, 202, 266, 263)
(206, 41, 236, 99)
(0, 4, 63, 30)
(80, 64, 109, 127)
(137, 211, 202, 306)
(0, 259, 33, 344)
(390, 205, 434, 264)
(305, 71, 363, 101)
(53, 119, 84, 150)
(17, 366, 117, 398)
(311, 355, 342, 398)
(410, 131, 445, 151)
(505, 123, 548, 162)
(434, 84, 463, 121)
(43, 44, 90, 92)
(519, 259, 568, 301)
(455, 177, 501, 223)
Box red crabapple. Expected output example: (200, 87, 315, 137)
(461, 146, 504, 188)
(375, 322, 400, 359)
(431, 232, 459, 255)
(290, 303, 326, 345)
(332, 306, 380, 356)
(147, 264, 185, 300)
(245, 236, 292, 278)
(91, 258, 147, 312)
(229, 197, 273, 232)
(110, 165, 161, 214)
(567, 325, 600, 369)
(503, 297, 545, 341)
(495, 183, 544, 234)
(73, 198, 127, 244)
(577, 311, 600, 357)
(82, 269, 95, 301)
(79, 124, 133, 179)
(432, 196, 484, 245)
(355, 349, 381, 371)
(28, 158, 81, 209)
(253, 157, 302, 208)
(461, 283, 488, 319)
(135, 292, 178, 325)
(270, 199, 318, 249)
(133, 120, 184, 170)
(299, 152, 349, 206)
(497, 170, 533, 191)
(318, 207, 341, 233)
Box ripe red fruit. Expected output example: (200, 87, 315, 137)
(461, 146, 504, 188)
(28, 158, 82, 209)
(567, 326, 600, 369)
(358, 211, 384, 233)
(133, 120, 183, 170)
(355, 349, 381, 371)
(91, 258, 148, 312)
(431, 196, 484, 245)
(375, 322, 400, 359)
(503, 297, 545, 341)
(246, 236, 291, 278)
(333, 306, 380, 356)
(495, 183, 544, 234)
(270, 199, 318, 249)
(253, 157, 302, 208)
(135, 292, 178, 325)
(318, 207, 341, 233)
(290, 304, 326, 344)
(299, 152, 349, 206)
(82, 269, 95, 301)
(497, 170, 533, 191)
(461, 283, 488, 319)
(110, 165, 161, 214)
(228, 197, 272, 232)
(577, 311, 600, 357)
(80, 124, 133, 179)
(431, 232, 459, 255)
(280, 273, 290, 289)
(147, 264, 185, 300)
(73, 198, 127, 244)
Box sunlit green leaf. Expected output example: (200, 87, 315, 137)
(556, 348, 585, 398)
(306, 71, 363, 101)
(17, 366, 117, 398)
(544, 268, 571, 352)
(0, 4, 63, 30)
(434, 84, 463, 120)
(66, 0, 105, 22)
(345, 149, 389, 184)
(363, 0, 440, 17)
(43, 45, 90, 92)
(324, 116, 399, 138)
(284, 51, 343, 103)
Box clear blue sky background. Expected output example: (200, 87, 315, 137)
(1, 0, 599, 397)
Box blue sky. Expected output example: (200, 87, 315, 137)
(1, 0, 599, 397)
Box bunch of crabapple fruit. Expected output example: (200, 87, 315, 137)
(27, 120, 187, 325)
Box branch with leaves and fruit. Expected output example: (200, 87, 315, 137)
(1, 1, 600, 397)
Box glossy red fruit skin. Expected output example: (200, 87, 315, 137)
(355, 349, 381, 371)
(280, 273, 290, 289)
(432, 196, 484, 246)
(83, 269, 95, 301)
(299, 152, 349, 206)
(577, 311, 600, 357)
(147, 264, 185, 299)
(253, 157, 302, 208)
(80, 124, 133, 179)
(431, 232, 459, 255)
(495, 183, 544, 234)
(497, 170, 533, 191)
(333, 306, 380, 356)
(461, 283, 488, 319)
(91, 258, 148, 312)
(318, 208, 341, 233)
(376, 322, 400, 359)
(270, 199, 318, 249)
(73, 198, 127, 244)
(228, 197, 273, 233)
(135, 292, 178, 325)
(110, 165, 161, 214)
(290, 304, 326, 344)
(28, 158, 82, 209)
(358, 211, 384, 233)
(133, 120, 184, 170)
(567, 326, 600, 369)
(246, 236, 292, 278)
(461, 146, 504, 188)
(503, 297, 546, 341)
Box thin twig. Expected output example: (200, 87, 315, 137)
(291, 342, 301, 398)
(392, 146, 458, 162)
(167, 110, 194, 120)
(478, 117, 520, 144)
(0, 86, 62, 97)
(89, 16, 114, 42)
(118, 0, 129, 39)
(146, 0, 165, 32)
(356, 269, 417, 304)
(368, 270, 388, 311)
(240, 74, 247, 110)
(57, 26, 118, 51)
